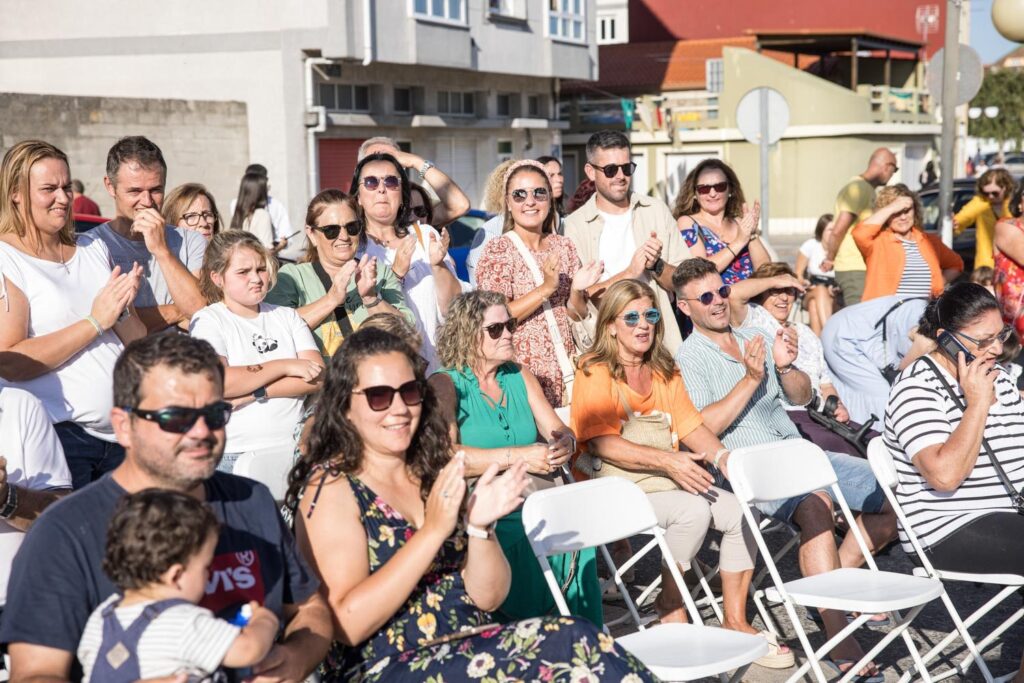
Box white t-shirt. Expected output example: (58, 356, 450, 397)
(0, 387, 71, 607)
(190, 302, 318, 453)
(798, 238, 834, 279)
(78, 594, 240, 680)
(0, 235, 124, 440)
(597, 209, 636, 278)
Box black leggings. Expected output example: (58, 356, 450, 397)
(925, 511, 1024, 575)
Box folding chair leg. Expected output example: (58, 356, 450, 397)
(899, 626, 934, 683)
(692, 560, 725, 624)
(752, 588, 784, 640)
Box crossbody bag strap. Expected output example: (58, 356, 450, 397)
(875, 297, 928, 366)
(920, 354, 1024, 512)
(311, 261, 355, 337)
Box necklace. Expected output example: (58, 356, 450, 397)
(59, 243, 70, 274)
(618, 356, 644, 368)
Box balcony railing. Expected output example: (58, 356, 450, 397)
(858, 85, 933, 124)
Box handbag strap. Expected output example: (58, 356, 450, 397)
(874, 297, 928, 366)
(505, 232, 575, 384)
(919, 354, 1024, 511)
(311, 261, 355, 337)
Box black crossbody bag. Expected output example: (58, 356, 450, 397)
(920, 354, 1024, 515)
(311, 261, 355, 337)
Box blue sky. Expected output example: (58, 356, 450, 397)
(971, 0, 1019, 63)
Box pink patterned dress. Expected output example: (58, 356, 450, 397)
(994, 218, 1024, 338)
(476, 233, 581, 407)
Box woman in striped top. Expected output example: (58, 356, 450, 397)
(883, 282, 1024, 574)
(852, 184, 962, 302)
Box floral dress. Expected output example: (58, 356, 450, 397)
(476, 234, 581, 407)
(319, 475, 658, 683)
(680, 219, 755, 284)
(995, 219, 1024, 338)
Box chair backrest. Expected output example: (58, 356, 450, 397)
(867, 436, 899, 490)
(233, 451, 292, 502)
(728, 439, 837, 505)
(522, 477, 658, 557)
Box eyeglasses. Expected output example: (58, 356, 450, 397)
(696, 181, 729, 195)
(509, 187, 550, 204)
(352, 379, 427, 411)
(589, 162, 636, 179)
(766, 287, 799, 298)
(483, 319, 518, 339)
(681, 285, 731, 306)
(362, 175, 401, 191)
(954, 325, 1014, 351)
(619, 308, 661, 327)
(312, 221, 361, 240)
(181, 211, 217, 227)
(410, 205, 431, 219)
(123, 401, 232, 434)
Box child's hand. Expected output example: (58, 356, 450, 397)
(246, 601, 279, 631)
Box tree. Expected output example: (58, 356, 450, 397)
(968, 69, 1024, 150)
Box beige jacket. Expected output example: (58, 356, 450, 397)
(564, 192, 688, 354)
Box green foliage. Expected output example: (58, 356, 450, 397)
(968, 69, 1024, 149)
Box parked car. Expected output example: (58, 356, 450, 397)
(918, 178, 978, 272)
(445, 208, 491, 282)
(983, 152, 1024, 177)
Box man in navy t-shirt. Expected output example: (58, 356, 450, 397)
(0, 334, 331, 681)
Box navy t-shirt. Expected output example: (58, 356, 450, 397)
(0, 472, 318, 677)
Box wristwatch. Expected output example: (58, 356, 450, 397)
(465, 522, 496, 540)
(362, 293, 383, 309)
(647, 257, 666, 277)
(0, 482, 18, 520)
(419, 160, 435, 178)
(253, 386, 269, 403)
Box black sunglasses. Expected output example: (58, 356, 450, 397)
(696, 181, 729, 195)
(509, 187, 550, 204)
(589, 162, 636, 179)
(620, 308, 661, 327)
(767, 286, 799, 298)
(483, 319, 518, 339)
(362, 175, 401, 191)
(353, 379, 427, 412)
(681, 285, 731, 306)
(123, 401, 232, 434)
(312, 221, 361, 240)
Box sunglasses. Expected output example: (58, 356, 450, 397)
(983, 190, 1003, 199)
(312, 221, 361, 240)
(483, 319, 518, 339)
(767, 287, 799, 298)
(589, 162, 636, 178)
(410, 205, 431, 219)
(696, 181, 729, 195)
(954, 325, 1014, 351)
(123, 401, 232, 434)
(620, 308, 661, 327)
(352, 379, 428, 412)
(362, 175, 401, 191)
(509, 187, 550, 204)
(681, 285, 731, 306)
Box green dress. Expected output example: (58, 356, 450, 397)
(438, 363, 602, 625)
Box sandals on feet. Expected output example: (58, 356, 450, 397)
(754, 631, 795, 669)
(821, 657, 884, 683)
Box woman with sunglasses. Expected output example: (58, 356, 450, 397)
(953, 167, 1014, 270)
(266, 190, 411, 361)
(476, 160, 604, 407)
(162, 183, 222, 239)
(352, 152, 463, 371)
(673, 159, 768, 284)
(408, 183, 434, 226)
(853, 184, 962, 301)
(287, 327, 656, 683)
(570, 280, 790, 668)
(429, 291, 599, 623)
(190, 231, 324, 473)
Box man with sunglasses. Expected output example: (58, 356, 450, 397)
(674, 258, 897, 677)
(564, 130, 690, 352)
(1, 334, 331, 682)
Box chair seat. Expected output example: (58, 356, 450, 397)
(911, 566, 1024, 586)
(616, 623, 768, 680)
(765, 567, 943, 614)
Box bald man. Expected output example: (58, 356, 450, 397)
(822, 148, 899, 305)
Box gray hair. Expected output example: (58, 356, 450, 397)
(358, 136, 399, 160)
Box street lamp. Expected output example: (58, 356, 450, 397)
(992, 0, 1024, 42)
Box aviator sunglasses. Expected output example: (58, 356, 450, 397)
(696, 181, 729, 195)
(681, 285, 732, 306)
(123, 401, 233, 434)
(483, 319, 518, 339)
(312, 221, 361, 240)
(589, 162, 637, 179)
(509, 187, 550, 204)
(619, 308, 661, 327)
(362, 175, 402, 191)
(353, 379, 428, 411)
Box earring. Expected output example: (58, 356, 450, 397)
(611, 331, 617, 338)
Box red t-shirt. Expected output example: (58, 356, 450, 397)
(73, 195, 102, 216)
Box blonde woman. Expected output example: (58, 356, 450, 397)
(162, 183, 223, 239)
(466, 158, 519, 286)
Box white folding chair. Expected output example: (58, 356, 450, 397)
(729, 438, 947, 683)
(233, 451, 293, 503)
(867, 437, 1024, 683)
(522, 477, 768, 682)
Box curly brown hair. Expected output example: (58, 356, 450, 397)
(285, 328, 453, 509)
(672, 159, 745, 220)
(875, 183, 924, 229)
(436, 290, 510, 371)
(976, 167, 1015, 199)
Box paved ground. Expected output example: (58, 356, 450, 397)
(604, 530, 1024, 682)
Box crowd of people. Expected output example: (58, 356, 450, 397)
(1, 127, 1023, 683)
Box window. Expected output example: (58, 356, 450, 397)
(527, 95, 541, 118)
(397, 141, 413, 153)
(413, 0, 465, 23)
(489, 0, 512, 14)
(319, 84, 370, 112)
(706, 59, 724, 94)
(496, 93, 512, 117)
(394, 87, 412, 114)
(437, 90, 475, 116)
(318, 83, 336, 110)
(598, 15, 616, 43)
(497, 140, 513, 162)
(548, 0, 584, 42)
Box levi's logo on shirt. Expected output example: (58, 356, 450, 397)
(202, 550, 265, 616)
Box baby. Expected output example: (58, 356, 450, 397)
(77, 489, 279, 682)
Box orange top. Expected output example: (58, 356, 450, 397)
(852, 223, 963, 301)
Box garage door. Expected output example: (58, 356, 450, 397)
(319, 138, 365, 193)
(435, 138, 479, 207)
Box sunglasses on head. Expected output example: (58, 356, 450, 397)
(682, 285, 731, 306)
(312, 221, 361, 240)
(353, 379, 427, 412)
(509, 187, 550, 204)
(589, 162, 637, 179)
(620, 308, 661, 327)
(483, 318, 518, 339)
(362, 175, 401, 191)
(123, 401, 232, 434)
(696, 181, 729, 195)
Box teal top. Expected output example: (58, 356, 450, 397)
(438, 363, 538, 451)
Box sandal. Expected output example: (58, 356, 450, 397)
(821, 657, 884, 683)
(754, 631, 795, 669)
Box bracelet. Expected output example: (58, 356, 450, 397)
(362, 294, 383, 309)
(84, 315, 104, 337)
(465, 522, 495, 540)
(776, 364, 794, 375)
(0, 482, 18, 520)
(712, 449, 728, 469)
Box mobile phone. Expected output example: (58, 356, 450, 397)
(937, 330, 975, 364)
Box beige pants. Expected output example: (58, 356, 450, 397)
(646, 486, 758, 572)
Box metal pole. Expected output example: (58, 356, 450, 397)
(759, 88, 770, 237)
(939, 0, 960, 247)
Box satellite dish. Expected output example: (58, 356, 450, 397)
(927, 45, 984, 106)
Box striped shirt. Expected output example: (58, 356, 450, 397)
(896, 239, 932, 297)
(883, 356, 1024, 551)
(676, 326, 802, 450)
(78, 595, 240, 680)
